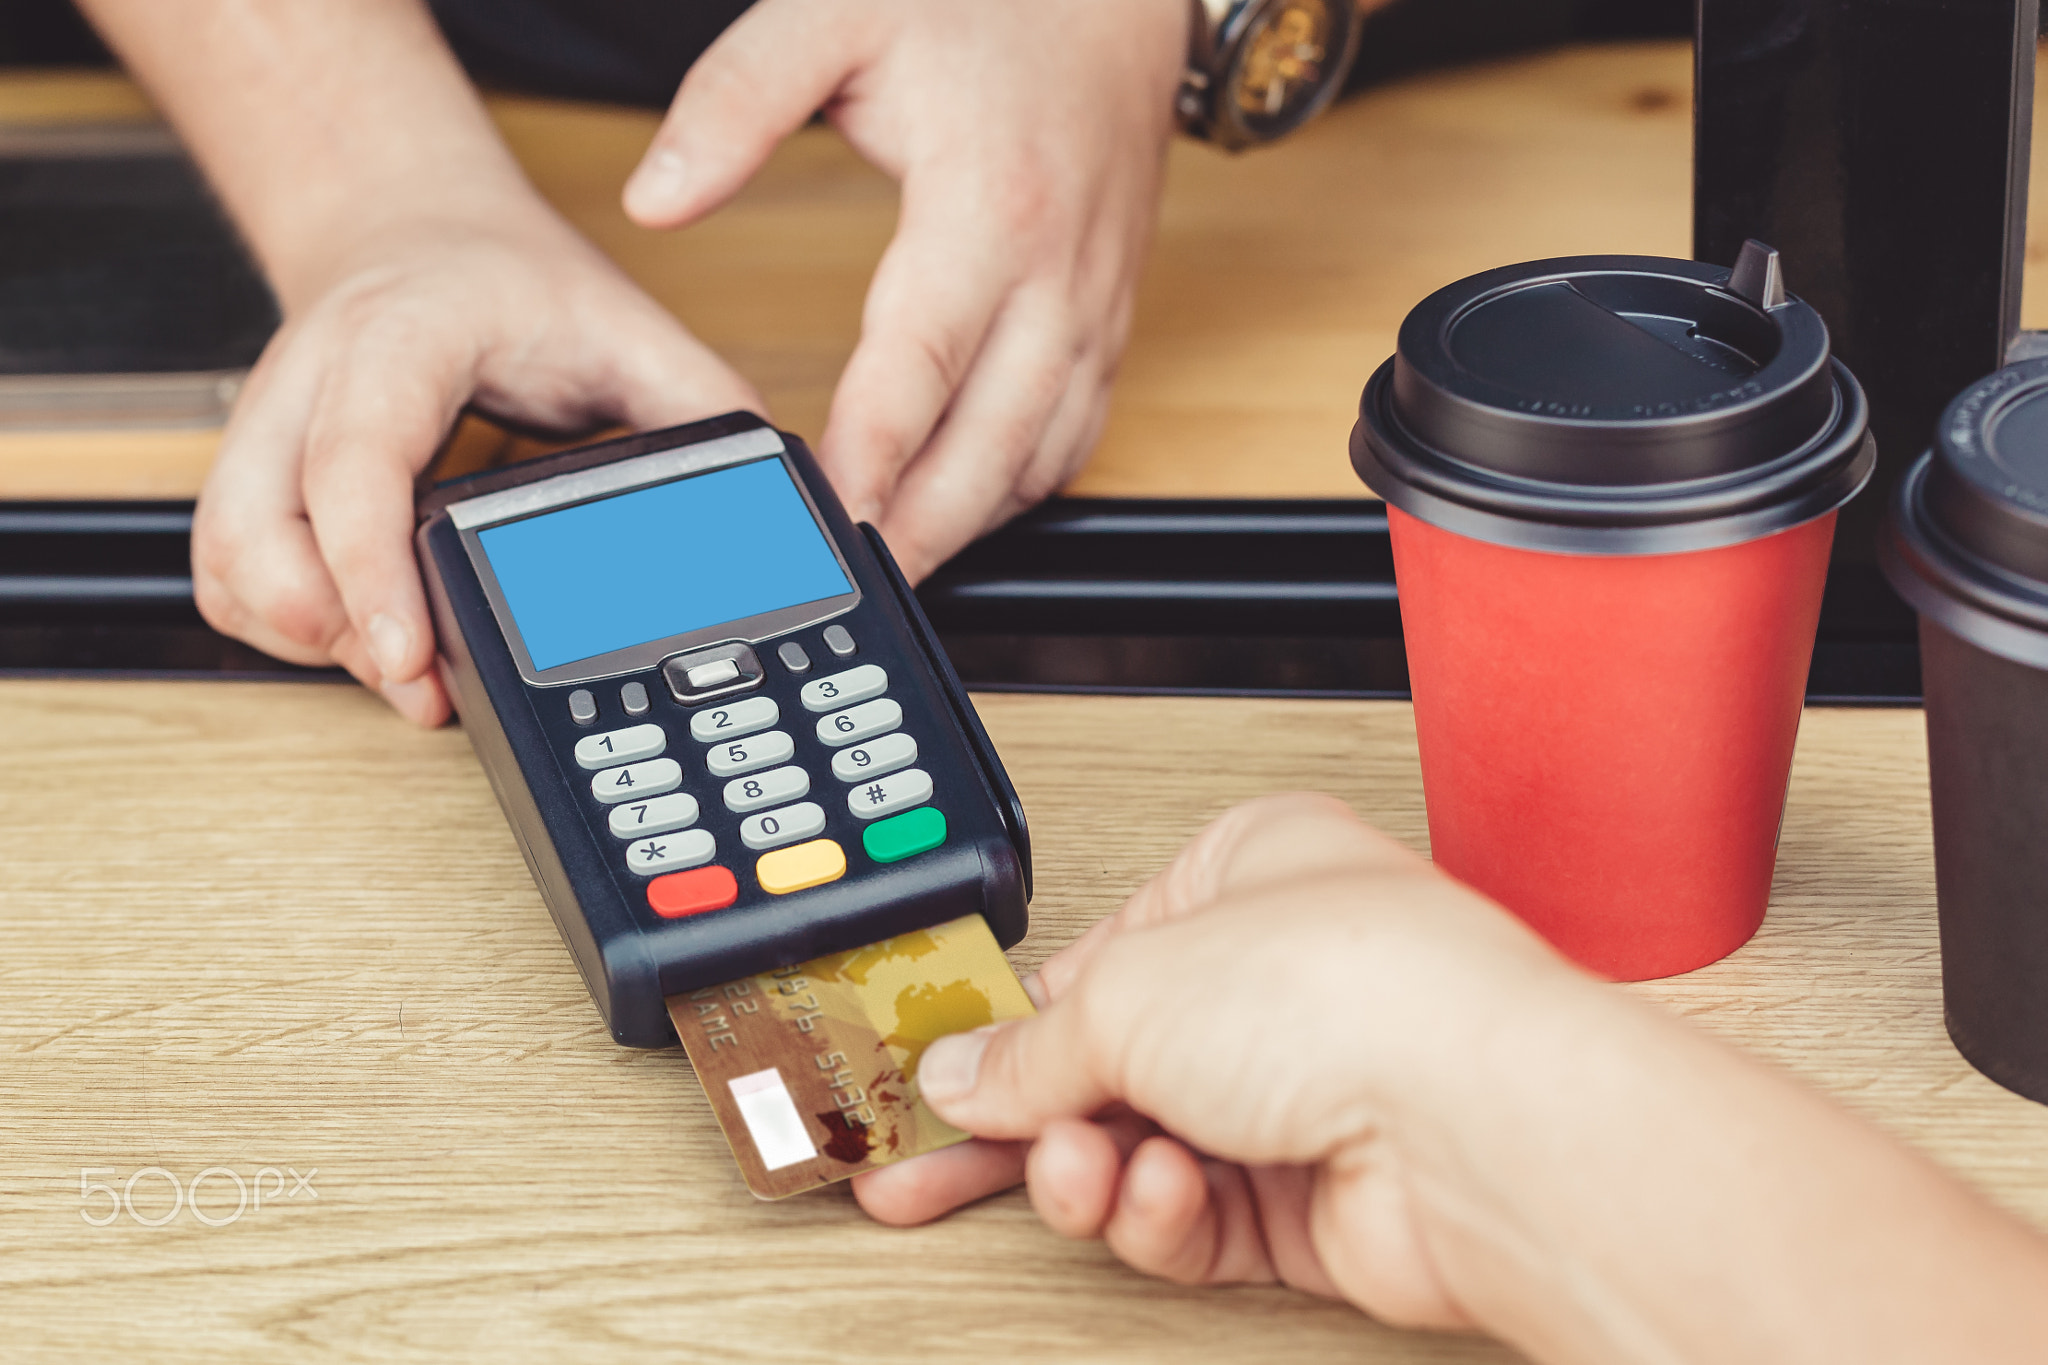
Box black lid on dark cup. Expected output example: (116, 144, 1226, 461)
(1351, 242, 1876, 554)
(1883, 358, 2048, 670)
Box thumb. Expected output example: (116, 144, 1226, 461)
(917, 935, 1165, 1141)
(623, 0, 876, 227)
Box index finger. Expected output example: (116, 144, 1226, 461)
(299, 315, 472, 693)
(817, 166, 1015, 523)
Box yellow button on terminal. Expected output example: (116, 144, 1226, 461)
(756, 838, 847, 895)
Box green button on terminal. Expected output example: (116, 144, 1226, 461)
(862, 806, 946, 864)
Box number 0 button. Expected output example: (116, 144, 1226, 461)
(740, 801, 826, 851)
(592, 758, 682, 804)
(800, 664, 887, 713)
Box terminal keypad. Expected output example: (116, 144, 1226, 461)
(564, 638, 945, 916)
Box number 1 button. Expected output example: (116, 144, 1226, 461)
(574, 723, 665, 771)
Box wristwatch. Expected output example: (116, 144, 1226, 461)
(1177, 0, 1365, 150)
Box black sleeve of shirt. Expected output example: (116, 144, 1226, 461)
(427, 0, 759, 108)
(431, 0, 1692, 108)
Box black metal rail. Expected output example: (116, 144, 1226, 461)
(0, 496, 1919, 701)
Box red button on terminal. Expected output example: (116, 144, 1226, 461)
(647, 865, 739, 918)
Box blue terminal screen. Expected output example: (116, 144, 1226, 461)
(477, 457, 851, 671)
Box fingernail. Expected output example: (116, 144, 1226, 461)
(1021, 973, 1048, 1010)
(367, 613, 411, 679)
(381, 673, 445, 727)
(624, 148, 688, 216)
(917, 1028, 993, 1104)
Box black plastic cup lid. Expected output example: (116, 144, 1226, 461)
(1351, 242, 1876, 554)
(1883, 357, 2048, 670)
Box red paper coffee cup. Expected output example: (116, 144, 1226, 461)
(1352, 244, 1874, 980)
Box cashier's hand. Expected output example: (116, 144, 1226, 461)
(192, 204, 762, 726)
(623, 0, 1190, 581)
(851, 794, 1567, 1325)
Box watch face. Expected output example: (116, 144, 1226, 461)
(1230, 0, 1337, 133)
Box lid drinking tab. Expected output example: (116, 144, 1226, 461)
(1352, 245, 1875, 555)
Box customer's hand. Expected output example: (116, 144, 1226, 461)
(624, 0, 1190, 581)
(193, 203, 762, 725)
(856, 794, 2048, 1364)
(853, 792, 1568, 1326)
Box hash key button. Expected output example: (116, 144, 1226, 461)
(846, 767, 932, 821)
(574, 722, 666, 770)
(800, 664, 887, 712)
(592, 757, 682, 804)
(817, 698, 901, 748)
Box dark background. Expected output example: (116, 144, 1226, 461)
(3, 0, 1693, 100)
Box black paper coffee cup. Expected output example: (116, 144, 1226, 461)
(1882, 358, 2048, 1105)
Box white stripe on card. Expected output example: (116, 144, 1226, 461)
(728, 1068, 818, 1171)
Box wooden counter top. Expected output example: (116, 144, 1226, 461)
(3, 680, 2045, 1363)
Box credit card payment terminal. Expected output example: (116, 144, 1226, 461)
(415, 413, 1031, 1047)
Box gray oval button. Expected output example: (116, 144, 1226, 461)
(816, 698, 901, 748)
(690, 695, 780, 743)
(831, 732, 918, 783)
(705, 729, 795, 778)
(574, 722, 666, 771)
(800, 664, 888, 713)
(724, 764, 811, 814)
(591, 758, 682, 805)
(740, 801, 827, 851)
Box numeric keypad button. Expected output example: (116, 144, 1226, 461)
(591, 757, 682, 805)
(689, 695, 780, 743)
(574, 722, 666, 770)
(800, 664, 888, 713)
(608, 791, 700, 839)
(724, 764, 811, 814)
(625, 828, 716, 875)
(740, 801, 826, 851)
(831, 732, 918, 783)
(817, 698, 901, 748)
(705, 729, 795, 778)
(846, 768, 933, 820)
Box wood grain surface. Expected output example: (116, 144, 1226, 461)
(11, 40, 2046, 499)
(3, 680, 2046, 1363)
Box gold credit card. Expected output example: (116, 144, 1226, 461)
(669, 913, 1035, 1200)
